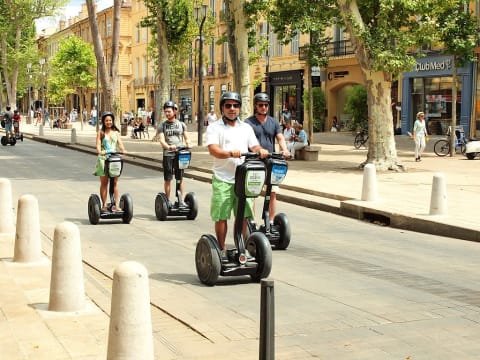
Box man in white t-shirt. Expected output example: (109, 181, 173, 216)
(206, 92, 268, 256)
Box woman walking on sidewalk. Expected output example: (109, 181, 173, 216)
(413, 112, 428, 162)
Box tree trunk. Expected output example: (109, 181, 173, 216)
(156, 19, 171, 112)
(86, 0, 112, 113)
(338, 0, 402, 171)
(225, 0, 251, 118)
(364, 70, 402, 171)
(111, 0, 121, 118)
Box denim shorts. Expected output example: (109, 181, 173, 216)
(210, 176, 253, 221)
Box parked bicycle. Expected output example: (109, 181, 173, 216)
(433, 126, 467, 157)
(354, 128, 368, 149)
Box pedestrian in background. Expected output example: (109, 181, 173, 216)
(413, 111, 428, 162)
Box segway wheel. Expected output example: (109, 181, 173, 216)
(120, 193, 133, 224)
(1, 136, 7, 146)
(10, 137, 16, 146)
(274, 213, 291, 250)
(466, 152, 477, 160)
(155, 193, 168, 221)
(184, 192, 198, 220)
(195, 235, 221, 286)
(20, 134, 23, 142)
(88, 194, 101, 225)
(248, 232, 272, 282)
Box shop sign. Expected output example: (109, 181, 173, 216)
(415, 58, 452, 72)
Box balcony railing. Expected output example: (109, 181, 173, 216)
(217, 62, 228, 75)
(206, 63, 215, 77)
(327, 39, 355, 57)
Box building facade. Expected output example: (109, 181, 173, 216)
(36, 0, 479, 136)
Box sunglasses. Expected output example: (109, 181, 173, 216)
(224, 103, 240, 109)
(257, 103, 269, 108)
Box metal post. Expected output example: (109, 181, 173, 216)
(39, 59, 45, 122)
(259, 279, 275, 360)
(27, 63, 32, 124)
(195, 5, 208, 146)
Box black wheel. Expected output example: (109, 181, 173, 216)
(434, 140, 450, 156)
(10, 137, 16, 146)
(120, 193, 133, 224)
(20, 134, 23, 142)
(155, 192, 168, 221)
(184, 192, 198, 220)
(195, 235, 221, 286)
(466, 152, 477, 160)
(249, 232, 272, 282)
(88, 194, 101, 225)
(274, 213, 291, 250)
(353, 133, 363, 149)
(1, 136, 7, 146)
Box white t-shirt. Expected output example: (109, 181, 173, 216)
(206, 112, 217, 125)
(206, 119, 259, 183)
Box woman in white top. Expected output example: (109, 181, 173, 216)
(413, 111, 428, 162)
(283, 121, 295, 144)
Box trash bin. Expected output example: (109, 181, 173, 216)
(121, 122, 128, 136)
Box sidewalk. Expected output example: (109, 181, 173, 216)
(16, 120, 480, 242)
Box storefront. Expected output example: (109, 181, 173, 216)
(267, 70, 304, 123)
(401, 55, 475, 135)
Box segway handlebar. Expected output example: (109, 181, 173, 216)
(165, 145, 190, 155)
(241, 151, 285, 160)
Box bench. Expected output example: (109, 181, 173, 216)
(297, 146, 320, 161)
(64, 123, 72, 129)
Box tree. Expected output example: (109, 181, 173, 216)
(140, 0, 193, 128)
(224, 0, 253, 118)
(86, 0, 121, 122)
(49, 36, 96, 130)
(0, 0, 67, 109)
(432, 1, 480, 156)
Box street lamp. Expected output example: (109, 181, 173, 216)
(194, 4, 208, 146)
(39, 58, 46, 121)
(27, 63, 32, 124)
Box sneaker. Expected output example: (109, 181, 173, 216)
(220, 250, 228, 263)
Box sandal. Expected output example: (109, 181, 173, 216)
(101, 206, 109, 213)
(111, 206, 122, 212)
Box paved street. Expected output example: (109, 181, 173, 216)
(1, 121, 480, 359)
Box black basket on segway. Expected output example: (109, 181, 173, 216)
(175, 149, 191, 170)
(235, 159, 266, 198)
(105, 154, 123, 178)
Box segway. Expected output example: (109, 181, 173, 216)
(246, 152, 291, 250)
(155, 146, 198, 220)
(13, 117, 23, 142)
(88, 152, 133, 225)
(1, 134, 16, 146)
(195, 152, 272, 286)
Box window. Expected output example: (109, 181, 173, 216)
(106, 18, 112, 36)
(290, 32, 299, 55)
(209, 85, 215, 109)
(136, 24, 140, 44)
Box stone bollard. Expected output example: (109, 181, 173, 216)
(0, 178, 15, 234)
(70, 128, 77, 144)
(361, 163, 378, 201)
(429, 173, 448, 216)
(39, 124, 44, 136)
(48, 222, 85, 312)
(107, 261, 153, 360)
(13, 194, 42, 263)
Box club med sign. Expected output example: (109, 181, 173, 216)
(415, 58, 452, 72)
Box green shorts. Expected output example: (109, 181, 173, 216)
(211, 176, 254, 221)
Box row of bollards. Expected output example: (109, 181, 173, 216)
(0, 178, 153, 359)
(361, 164, 448, 216)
